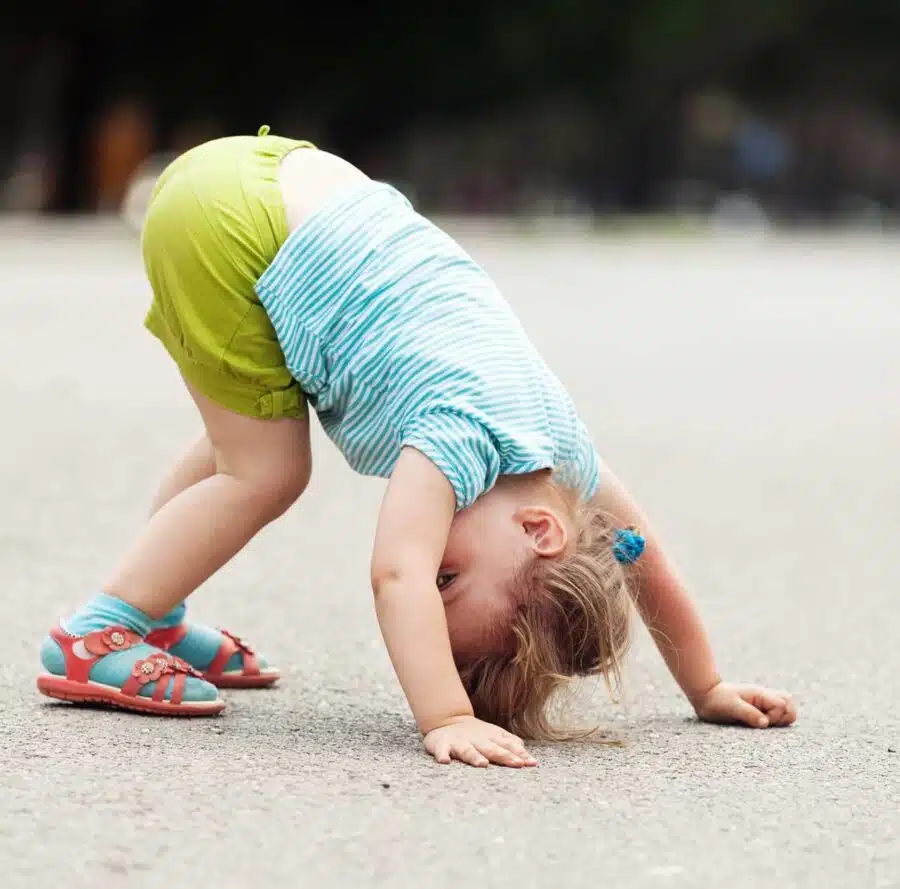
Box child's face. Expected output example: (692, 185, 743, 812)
(438, 486, 569, 661)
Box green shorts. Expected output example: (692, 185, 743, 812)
(142, 126, 313, 419)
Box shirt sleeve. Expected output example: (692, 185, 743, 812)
(553, 415, 602, 501)
(401, 409, 501, 511)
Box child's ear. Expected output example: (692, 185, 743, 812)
(517, 506, 568, 557)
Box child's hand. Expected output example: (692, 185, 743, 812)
(424, 716, 539, 768)
(694, 681, 797, 728)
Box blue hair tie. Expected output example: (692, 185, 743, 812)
(613, 527, 645, 565)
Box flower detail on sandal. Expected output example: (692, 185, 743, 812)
(82, 626, 142, 656)
(131, 653, 204, 686)
(132, 656, 167, 686)
(167, 655, 204, 678)
(220, 629, 254, 655)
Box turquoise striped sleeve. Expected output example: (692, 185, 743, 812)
(574, 422, 602, 502)
(402, 410, 501, 511)
(579, 442, 602, 501)
(551, 416, 601, 501)
(574, 416, 601, 500)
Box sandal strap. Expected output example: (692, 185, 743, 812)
(50, 624, 143, 684)
(152, 672, 173, 703)
(206, 629, 260, 678)
(170, 671, 186, 706)
(145, 623, 190, 650)
(206, 634, 238, 677)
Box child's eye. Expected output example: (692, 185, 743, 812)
(436, 573, 456, 591)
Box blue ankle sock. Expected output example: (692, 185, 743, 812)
(65, 593, 153, 637)
(148, 602, 268, 675)
(152, 602, 187, 629)
(165, 625, 267, 674)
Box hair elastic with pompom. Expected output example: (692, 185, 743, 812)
(613, 526, 645, 565)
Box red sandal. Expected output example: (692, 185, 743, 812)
(37, 626, 225, 716)
(145, 624, 280, 689)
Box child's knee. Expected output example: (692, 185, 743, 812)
(245, 455, 310, 521)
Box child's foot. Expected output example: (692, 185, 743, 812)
(38, 625, 224, 716)
(146, 621, 279, 689)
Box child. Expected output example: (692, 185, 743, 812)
(38, 128, 796, 766)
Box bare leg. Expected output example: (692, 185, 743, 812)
(143, 429, 279, 685)
(104, 381, 311, 619)
(150, 435, 217, 515)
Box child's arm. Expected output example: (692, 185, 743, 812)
(371, 447, 537, 767)
(592, 463, 797, 728)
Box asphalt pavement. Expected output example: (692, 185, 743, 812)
(1, 220, 897, 888)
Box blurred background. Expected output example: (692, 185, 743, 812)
(3, 1, 900, 227)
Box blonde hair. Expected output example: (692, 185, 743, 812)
(458, 491, 634, 740)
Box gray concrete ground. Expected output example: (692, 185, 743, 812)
(1, 221, 898, 888)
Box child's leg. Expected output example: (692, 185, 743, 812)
(150, 436, 216, 515)
(143, 435, 279, 685)
(38, 384, 310, 713)
(106, 382, 311, 618)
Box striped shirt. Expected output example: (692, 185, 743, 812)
(255, 182, 600, 510)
